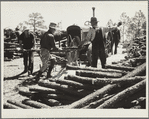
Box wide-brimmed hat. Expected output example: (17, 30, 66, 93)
(49, 22, 57, 29)
(90, 17, 99, 23)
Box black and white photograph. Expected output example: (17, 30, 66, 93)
(1, 1, 148, 118)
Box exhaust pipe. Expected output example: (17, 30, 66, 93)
(92, 7, 95, 17)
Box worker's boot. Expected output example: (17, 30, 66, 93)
(35, 71, 42, 82)
(23, 66, 28, 73)
(47, 59, 55, 78)
(46, 66, 53, 78)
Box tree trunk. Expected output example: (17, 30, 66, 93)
(66, 64, 127, 74)
(96, 80, 146, 108)
(7, 100, 34, 109)
(53, 78, 99, 90)
(105, 64, 135, 71)
(4, 102, 23, 109)
(122, 62, 146, 78)
(22, 99, 51, 108)
(113, 88, 146, 108)
(83, 94, 114, 109)
(40, 99, 61, 106)
(67, 63, 146, 108)
(29, 86, 61, 94)
(38, 80, 91, 97)
(66, 75, 145, 86)
(76, 70, 123, 78)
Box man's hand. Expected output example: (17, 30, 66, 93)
(78, 44, 82, 49)
(52, 47, 61, 51)
(22, 49, 27, 52)
(16, 47, 21, 51)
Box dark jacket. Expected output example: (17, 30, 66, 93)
(91, 28, 105, 49)
(40, 30, 56, 51)
(19, 32, 35, 49)
(112, 28, 120, 43)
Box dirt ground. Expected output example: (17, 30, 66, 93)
(3, 44, 127, 105)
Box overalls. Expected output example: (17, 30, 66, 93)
(91, 28, 106, 68)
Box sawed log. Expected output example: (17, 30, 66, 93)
(38, 80, 90, 97)
(4, 102, 23, 109)
(113, 87, 146, 108)
(46, 94, 79, 101)
(7, 99, 34, 109)
(66, 64, 127, 74)
(66, 75, 145, 85)
(67, 62, 146, 108)
(111, 76, 145, 84)
(19, 89, 38, 97)
(105, 64, 135, 71)
(22, 99, 51, 108)
(30, 93, 79, 102)
(54, 79, 84, 87)
(40, 99, 61, 106)
(83, 94, 114, 109)
(29, 86, 62, 94)
(53, 78, 99, 90)
(122, 62, 146, 78)
(76, 70, 123, 78)
(96, 80, 146, 108)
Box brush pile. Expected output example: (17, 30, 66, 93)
(114, 36, 146, 67)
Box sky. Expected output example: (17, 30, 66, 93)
(1, 1, 148, 30)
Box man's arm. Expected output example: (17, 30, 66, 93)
(79, 29, 92, 47)
(48, 34, 59, 51)
(18, 34, 23, 50)
(102, 27, 117, 34)
(31, 34, 35, 49)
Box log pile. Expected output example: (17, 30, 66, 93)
(4, 61, 146, 109)
(119, 36, 146, 67)
(4, 41, 22, 61)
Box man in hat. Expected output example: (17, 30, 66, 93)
(35, 22, 59, 82)
(80, 18, 121, 68)
(79, 17, 107, 68)
(19, 27, 35, 76)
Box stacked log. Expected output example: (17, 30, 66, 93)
(120, 35, 146, 67)
(96, 80, 146, 109)
(4, 42, 21, 60)
(4, 54, 146, 109)
(4, 42, 19, 60)
(7, 100, 34, 109)
(66, 63, 146, 109)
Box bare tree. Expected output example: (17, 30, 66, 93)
(127, 10, 146, 39)
(120, 12, 130, 42)
(106, 19, 113, 27)
(25, 12, 47, 33)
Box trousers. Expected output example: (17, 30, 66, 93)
(23, 51, 34, 73)
(91, 47, 106, 68)
(40, 48, 55, 73)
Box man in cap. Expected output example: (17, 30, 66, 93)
(79, 17, 106, 68)
(35, 22, 59, 82)
(19, 26, 35, 76)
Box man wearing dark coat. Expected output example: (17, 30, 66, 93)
(19, 27, 35, 76)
